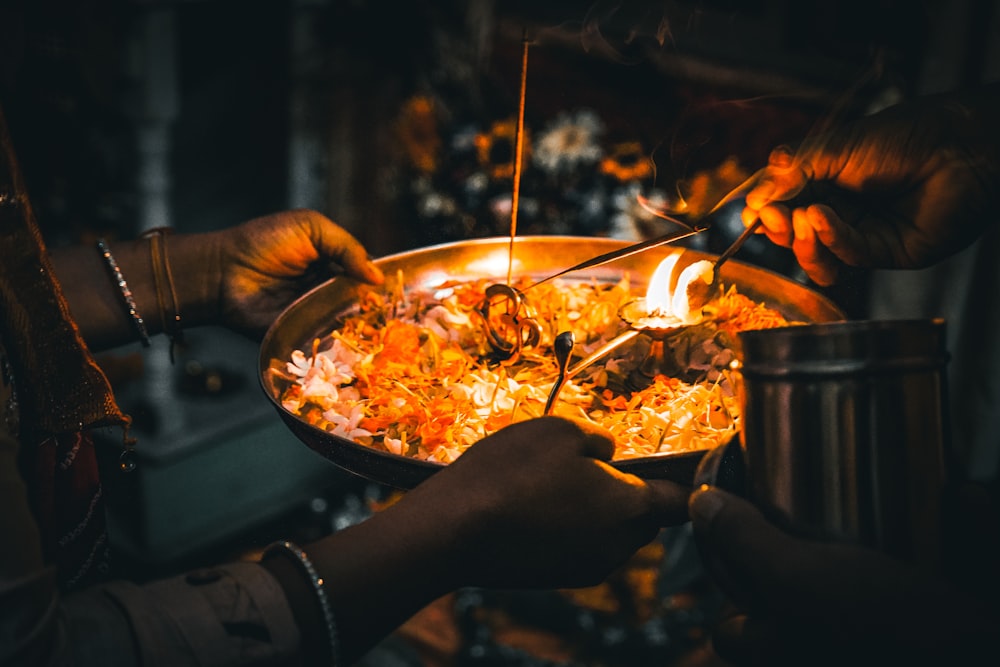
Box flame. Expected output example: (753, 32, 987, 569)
(645, 253, 681, 313)
(642, 252, 714, 325)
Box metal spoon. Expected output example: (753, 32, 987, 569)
(532, 166, 766, 289)
(527, 226, 706, 289)
(686, 217, 763, 310)
(544, 331, 576, 415)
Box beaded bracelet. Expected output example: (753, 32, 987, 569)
(263, 540, 340, 666)
(97, 238, 151, 348)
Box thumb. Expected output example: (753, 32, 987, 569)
(689, 486, 807, 609)
(690, 487, 906, 613)
(791, 126, 862, 186)
(644, 479, 694, 526)
(689, 486, 789, 553)
(334, 244, 384, 286)
(313, 219, 384, 286)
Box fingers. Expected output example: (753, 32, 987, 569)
(742, 148, 809, 248)
(744, 147, 809, 212)
(791, 206, 841, 286)
(741, 140, 865, 284)
(767, 144, 797, 170)
(742, 198, 874, 285)
(796, 204, 886, 285)
(570, 420, 691, 526)
(746, 203, 794, 248)
(308, 212, 385, 286)
(744, 177, 778, 212)
(645, 479, 693, 526)
(490, 416, 615, 460)
(689, 486, 804, 607)
(691, 485, 923, 623)
(458, 416, 616, 481)
(688, 486, 783, 555)
(567, 417, 616, 461)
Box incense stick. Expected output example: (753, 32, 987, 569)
(507, 32, 529, 285)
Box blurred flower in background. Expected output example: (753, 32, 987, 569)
(395, 95, 703, 246)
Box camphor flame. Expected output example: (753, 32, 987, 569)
(642, 252, 714, 326)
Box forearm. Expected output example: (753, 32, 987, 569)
(264, 492, 470, 665)
(48, 232, 223, 352)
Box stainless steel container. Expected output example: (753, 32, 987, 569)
(737, 318, 950, 569)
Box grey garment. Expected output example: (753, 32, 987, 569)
(2, 561, 302, 667)
(868, 225, 1000, 482)
(101, 562, 302, 667)
(1, 406, 305, 666)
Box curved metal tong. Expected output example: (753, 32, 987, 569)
(478, 168, 769, 361)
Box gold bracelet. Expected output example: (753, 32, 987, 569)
(141, 227, 184, 362)
(97, 238, 151, 347)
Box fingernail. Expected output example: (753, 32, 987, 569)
(367, 261, 385, 283)
(793, 213, 814, 242)
(770, 145, 795, 168)
(690, 485, 727, 525)
(745, 180, 775, 209)
(755, 179, 776, 197)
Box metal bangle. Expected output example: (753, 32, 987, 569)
(97, 238, 151, 347)
(263, 540, 339, 666)
(141, 227, 184, 362)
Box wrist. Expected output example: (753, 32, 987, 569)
(295, 496, 466, 663)
(162, 230, 223, 328)
(260, 541, 338, 665)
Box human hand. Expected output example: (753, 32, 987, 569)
(213, 209, 383, 337)
(689, 485, 995, 666)
(741, 91, 1000, 285)
(286, 417, 690, 663)
(399, 416, 692, 590)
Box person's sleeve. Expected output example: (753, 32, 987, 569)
(74, 562, 302, 667)
(2, 427, 302, 667)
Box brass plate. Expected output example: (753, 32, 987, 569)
(260, 236, 845, 489)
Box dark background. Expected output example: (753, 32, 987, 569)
(2, 1, 997, 664)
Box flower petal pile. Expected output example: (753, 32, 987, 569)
(273, 277, 792, 463)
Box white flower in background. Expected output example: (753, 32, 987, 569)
(609, 183, 670, 241)
(451, 123, 480, 152)
(464, 171, 489, 195)
(489, 193, 512, 220)
(576, 187, 609, 229)
(533, 109, 604, 174)
(489, 193, 538, 226)
(419, 191, 458, 217)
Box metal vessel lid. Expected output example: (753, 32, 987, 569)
(738, 318, 949, 378)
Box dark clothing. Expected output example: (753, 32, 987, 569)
(1, 105, 303, 667)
